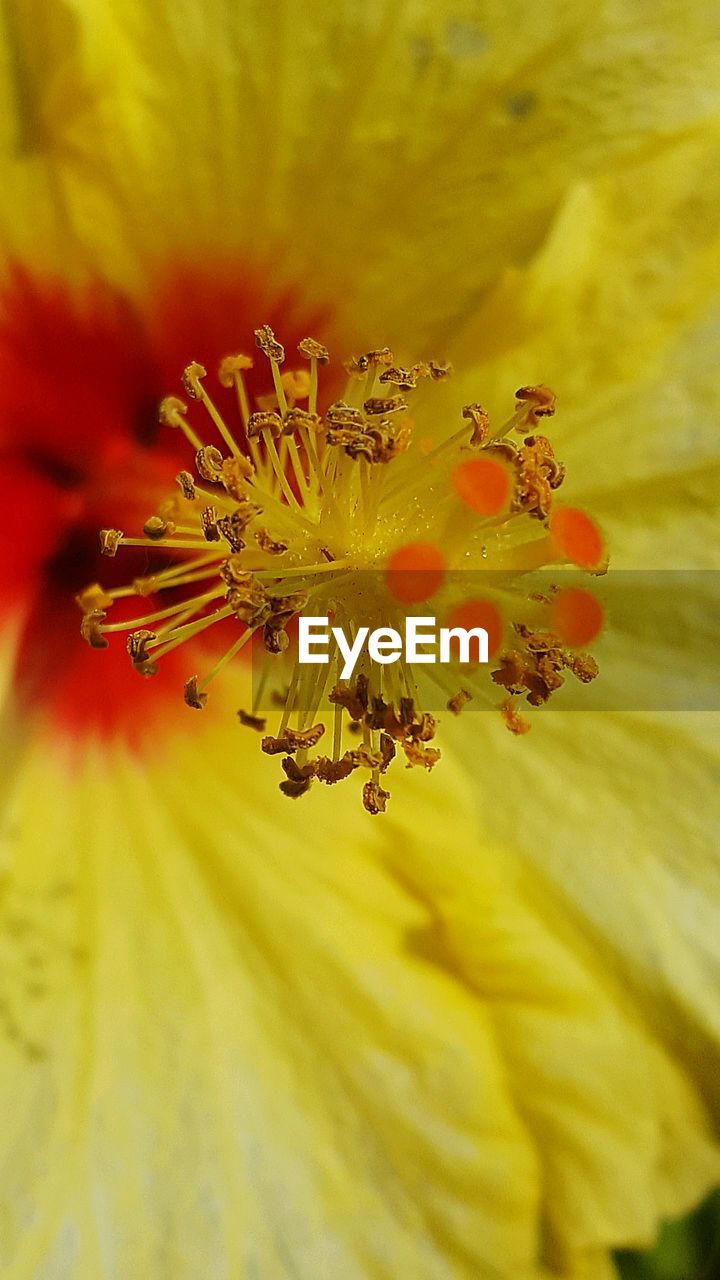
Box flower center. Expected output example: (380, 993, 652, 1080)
(81, 327, 606, 813)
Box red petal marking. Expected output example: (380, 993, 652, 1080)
(386, 542, 446, 604)
(444, 600, 504, 660)
(550, 588, 604, 648)
(0, 263, 337, 747)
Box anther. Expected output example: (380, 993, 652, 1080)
(80, 610, 108, 649)
(176, 471, 197, 500)
(183, 676, 208, 709)
(379, 366, 418, 390)
(217, 353, 254, 386)
(297, 338, 330, 364)
(143, 515, 172, 541)
(238, 709, 267, 732)
(99, 529, 123, 557)
(254, 325, 285, 364)
(195, 445, 225, 482)
(364, 395, 408, 416)
(159, 396, 190, 428)
(281, 369, 310, 401)
(181, 362, 207, 401)
(247, 410, 282, 439)
(447, 689, 473, 715)
(75, 583, 113, 613)
(345, 348, 394, 376)
(462, 403, 490, 446)
(514, 385, 556, 429)
(200, 507, 220, 541)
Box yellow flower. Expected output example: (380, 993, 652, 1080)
(0, 3, 719, 1278)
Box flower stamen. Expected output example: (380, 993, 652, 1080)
(80, 327, 605, 812)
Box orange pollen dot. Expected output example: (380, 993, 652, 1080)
(452, 457, 511, 516)
(386, 542, 446, 603)
(445, 599, 504, 660)
(549, 507, 604, 569)
(550, 588, 604, 648)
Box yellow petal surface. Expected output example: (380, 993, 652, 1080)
(2, 2, 720, 345)
(1, 699, 718, 1278)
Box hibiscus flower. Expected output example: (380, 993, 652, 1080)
(1, 3, 719, 1278)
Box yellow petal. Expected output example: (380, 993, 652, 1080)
(4, 2, 720, 344)
(2, 706, 717, 1278)
(0, 733, 539, 1277)
(448, 708, 720, 1126)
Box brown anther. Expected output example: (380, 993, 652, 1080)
(344, 348, 394, 376)
(283, 721, 325, 747)
(363, 395, 408, 416)
(127, 630, 157, 665)
(182, 361, 208, 400)
(402, 741, 441, 770)
(183, 676, 208, 709)
(263, 622, 289, 654)
(348, 744, 384, 771)
(279, 757, 316, 798)
(407, 711, 437, 743)
(568, 653, 599, 683)
(237, 709, 267, 732)
(462, 403, 490, 446)
(325, 401, 366, 428)
(514, 385, 557, 428)
(447, 689, 472, 715)
(255, 528, 288, 556)
(195, 445, 225, 482)
(158, 396, 189, 429)
(261, 735, 292, 756)
(217, 353, 254, 386)
(429, 360, 453, 380)
(492, 639, 565, 706)
(176, 470, 197, 501)
(500, 698, 532, 735)
(362, 781, 390, 814)
(315, 754, 358, 784)
(200, 506, 220, 542)
(218, 501, 262, 548)
(213, 517, 244, 552)
(75, 583, 113, 613)
(247, 410, 283, 439)
(224, 573, 270, 624)
(99, 529, 123, 557)
(267, 591, 308, 626)
(367, 695, 389, 731)
(80, 610, 108, 649)
(283, 407, 322, 436)
(143, 515, 171, 541)
(513, 434, 564, 520)
(328, 675, 369, 722)
(379, 366, 418, 390)
(378, 733, 396, 772)
(254, 325, 285, 364)
(297, 337, 330, 364)
(219, 556, 251, 586)
(262, 723, 326, 754)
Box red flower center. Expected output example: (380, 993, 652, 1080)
(0, 264, 335, 747)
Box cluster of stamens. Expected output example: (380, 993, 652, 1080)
(79, 325, 606, 813)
